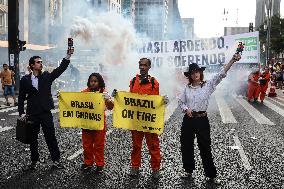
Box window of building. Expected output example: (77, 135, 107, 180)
(0, 13, 4, 27)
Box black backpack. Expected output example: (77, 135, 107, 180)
(131, 76, 155, 90)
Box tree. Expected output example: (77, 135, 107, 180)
(258, 14, 284, 62)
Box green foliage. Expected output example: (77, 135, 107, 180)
(258, 14, 284, 59)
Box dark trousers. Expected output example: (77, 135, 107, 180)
(180, 114, 217, 178)
(29, 111, 60, 162)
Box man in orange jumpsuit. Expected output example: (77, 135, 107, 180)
(247, 69, 260, 102)
(113, 57, 169, 179)
(258, 67, 270, 103)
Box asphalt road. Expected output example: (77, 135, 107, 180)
(0, 91, 284, 189)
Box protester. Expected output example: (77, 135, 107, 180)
(18, 48, 73, 171)
(178, 53, 241, 185)
(0, 63, 17, 106)
(80, 72, 113, 173)
(258, 67, 270, 103)
(112, 58, 168, 179)
(247, 69, 260, 103)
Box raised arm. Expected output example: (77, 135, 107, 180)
(223, 54, 241, 73)
(49, 58, 70, 82)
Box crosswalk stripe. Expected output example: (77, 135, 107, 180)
(215, 96, 237, 123)
(66, 149, 83, 161)
(263, 100, 284, 118)
(234, 97, 275, 125)
(233, 136, 252, 171)
(278, 95, 284, 100)
(0, 126, 13, 133)
(268, 97, 284, 107)
(66, 129, 113, 160)
(275, 97, 284, 103)
(8, 102, 59, 116)
(0, 106, 18, 113)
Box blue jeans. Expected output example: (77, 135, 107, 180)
(4, 85, 15, 96)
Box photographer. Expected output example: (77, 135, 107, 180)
(18, 47, 73, 171)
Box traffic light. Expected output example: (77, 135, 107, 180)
(249, 23, 254, 32)
(18, 40, 26, 51)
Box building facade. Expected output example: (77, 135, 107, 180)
(255, 0, 281, 29)
(0, 0, 8, 40)
(182, 18, 194, 39)
(134, 0, 169, 40)
(167, 0, 184, 39)
(122, 0, 135, 21)
(224, 27, 251, 36)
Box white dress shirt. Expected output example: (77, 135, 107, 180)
(31, 74, 39, 90)
(178, 69, 226, 112)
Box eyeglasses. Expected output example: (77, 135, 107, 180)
(35, 61, 42, 63)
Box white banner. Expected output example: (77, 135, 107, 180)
(138, 31, 259, 68)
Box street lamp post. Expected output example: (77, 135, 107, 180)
(266, 0, 272, 66)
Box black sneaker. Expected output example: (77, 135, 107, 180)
(180, 172, 193, 180)
(207, 177, 221, 185)
(52, 161, 64, 169)
(6, 102, 10, 106)
(95, 166, 104, 173)
(129, 167, 139, 178)
(22, 161, 37, 172)
(81, 164, 93, 171)
(152, 170, 160, 179)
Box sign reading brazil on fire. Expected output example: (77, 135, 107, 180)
(59, 92, 105, 130)
(138, 31, 259, 67)
(113, 91, 165, 135)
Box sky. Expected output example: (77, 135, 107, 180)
(178, 0, 284, 38)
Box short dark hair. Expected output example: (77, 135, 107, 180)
(139, 58, 151, 66)
(87, 72, 105, 93)
(29, 56, 41, 70)
(3, 63, 8, 67)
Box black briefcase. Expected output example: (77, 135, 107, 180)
(16, 118, 33, 144)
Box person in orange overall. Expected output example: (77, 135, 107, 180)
(112, 58, 168, 179)
(247, 69, 260, 102)
(258, 67, 270, 103)
(81, 72, 114, 173)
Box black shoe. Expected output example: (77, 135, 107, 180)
(95, 166, 104, 173)
(22, 161, 37, 172)
(52, 161, 64, 169)
(129, 167, 139, 178)
(207, 177, 221, 185)
(6, 102, 10, 106)
(81, 164, 93, 171)
(180, 172, 193, 180)
(151, 170, 160, 179)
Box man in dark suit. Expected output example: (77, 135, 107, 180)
(18, 49, 72, 171)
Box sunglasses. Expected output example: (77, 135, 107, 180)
(35, 60, 42, 64)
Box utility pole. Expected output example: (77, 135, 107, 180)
(266, 0, 272, 66)
(8, 0, 26, 92)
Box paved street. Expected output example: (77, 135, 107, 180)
(0, 90, 284, 189)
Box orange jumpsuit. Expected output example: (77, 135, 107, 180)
(130, 74, 161, 171)
(258, 72, 270, 101)
(81, 88, 113, 167)
(247, 72, 260, 101)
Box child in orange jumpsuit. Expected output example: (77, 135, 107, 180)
(247, 69, 260, 102)
(81, 73, 114, 172)
(258, 67, 270, 103)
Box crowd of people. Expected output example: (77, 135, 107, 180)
(2, 46, 283, 185)
(6, 44, 243, 186)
